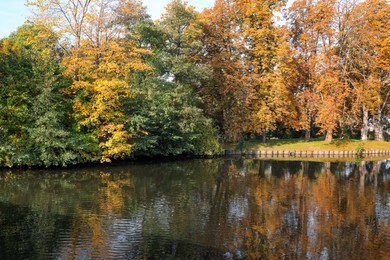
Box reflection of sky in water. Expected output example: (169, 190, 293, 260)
(228, 197, 247, 221)
(308, 209, 318, 244)
(376, 194, 390, 224)
(283, 202, 299, 229)
(345, 162, 355, 176)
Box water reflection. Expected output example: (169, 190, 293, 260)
(0, 159, 389, 259)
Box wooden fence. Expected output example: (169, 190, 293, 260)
(224, 149, 390, 158)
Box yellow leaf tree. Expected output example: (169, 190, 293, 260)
(28, 0, 152, 161)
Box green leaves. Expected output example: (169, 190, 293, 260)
(0, 25, 98, 167)
(127, 1, 221, 157)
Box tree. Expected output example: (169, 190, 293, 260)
(286, 0, 352, 142)
(340, 0, 389, 140)
(286, 0, 326, 141)
(200, 0, 299, 142)
(28, 0, 152, 162)
(309, 0, 350, 142)
(127, 0, 221, 156)
(200, 0, 252, 142)
(0, 24, 97, 167)
(240, 0, 296, 142)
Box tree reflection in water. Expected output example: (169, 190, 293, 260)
(0, 159, 389, 259)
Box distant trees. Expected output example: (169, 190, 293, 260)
(339, 0, 390, 141)
(199, 0, 388, 143)
(0, 0, 388, 167)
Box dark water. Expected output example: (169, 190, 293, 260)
(0, 159, 390, 259)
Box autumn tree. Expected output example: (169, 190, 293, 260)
(200, 0, 298, 142)
(285, 0, 352, 142)
(199, 0, 253, 142)
(0, 24, 97, 167)
(309, 0, 350, 142)
(339, 0, 389, 140)
(239, 0, 297, 142)
(286, 0, 322, 141)
(28, 0, 152, 162)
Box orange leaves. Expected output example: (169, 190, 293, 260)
(199, 0, 300, 141)
(286, 0, 357, 141)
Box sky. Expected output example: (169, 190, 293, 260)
(0, 0, 215, 39)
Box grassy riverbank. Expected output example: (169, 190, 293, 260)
(224, 138, 390, 152)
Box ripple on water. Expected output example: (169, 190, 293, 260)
(1, 160, 390, 259)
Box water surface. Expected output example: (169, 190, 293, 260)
(0, 159, 389, 259)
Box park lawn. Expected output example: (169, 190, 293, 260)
(224, 138, 390, 151)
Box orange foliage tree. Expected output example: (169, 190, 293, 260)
(200, 0, 295, 142)
(199, 0, 251, 142)
(286, 0, 352, 142)
(240, 0, 296, 141)
(339, 0, 389, 140)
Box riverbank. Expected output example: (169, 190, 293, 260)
(223, 139, 390, 158)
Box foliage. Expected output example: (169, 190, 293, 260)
(0, 25, 98, 167)
(1, 0, 389, 167)
(199, 0, 251, 142)
(128, 1, 221, 157)
(128, 80, 221, 156)
(27, 0, 154, 162)
(355, 143, 364, 157)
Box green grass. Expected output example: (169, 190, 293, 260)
(224, 138, 390, 151)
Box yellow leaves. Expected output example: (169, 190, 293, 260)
(64, 39, 152, 81)
(27, 0, 153, 162)
(98, 123, 133, 163)
(125, 47, 153, 72)
(0, 39, 18, 56)
(75, 79, 131, 124)
(71, 79, 133, 161)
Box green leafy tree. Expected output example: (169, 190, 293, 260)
(127, 1, 221, 156)
(0, 25, 98, 167)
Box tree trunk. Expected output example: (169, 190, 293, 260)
(374, 108, 384, 141)
(361, 106, 369, 141)
(305, 128, 310, 142)
(261, 131, 267, 143)
(325, 130, 332, 142)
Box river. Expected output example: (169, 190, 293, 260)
(0, 159, 389, 259)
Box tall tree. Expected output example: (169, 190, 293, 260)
(309, 0, 350, 142)
(28, 0, 152, 162)
(286, 0, 351, 142)
(0, 25, 97, 167)
(200, 0, 297, 142)
(287, 0, 324, 141)
(240, 0, 295, 141)
(200, 0, 251, 142)
(340, 0, 389, 140)
(127, 0, 221, 156)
